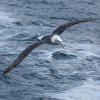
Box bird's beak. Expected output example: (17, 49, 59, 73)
(59, 41, 64, 48)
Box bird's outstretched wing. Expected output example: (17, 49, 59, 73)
(3, 37, 50, 75)
(52, 18, 96, 35)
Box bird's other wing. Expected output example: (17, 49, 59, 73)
(3, 37, 50, 75)
(52, 18, 96, 35)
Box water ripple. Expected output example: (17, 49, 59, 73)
(52, 51, 77, 60)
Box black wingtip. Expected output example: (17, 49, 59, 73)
(86, 18, 97, 21)
(3, 71, 6, 75)
(3, 70, 8, 75)
(3, 65, 14, 75)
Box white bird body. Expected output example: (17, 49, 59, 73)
(37, 34, 62, 45)
(51, 35, 62, 44)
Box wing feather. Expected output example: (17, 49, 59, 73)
(3, 38, 50, 75)
(52, 18, 96, 35)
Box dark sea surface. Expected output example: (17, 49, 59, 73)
(0, 0, 100, 100)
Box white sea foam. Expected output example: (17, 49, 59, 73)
(48, 79, 100, 100)
(0, 10, 16, 51)
(0, 11, 15, 22)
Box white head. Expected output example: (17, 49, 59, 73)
(51, 35, 64, 48)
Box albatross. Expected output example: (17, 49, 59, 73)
(3, 18, 96, 75)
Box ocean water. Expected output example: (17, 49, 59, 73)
(0, 0, 100, 100)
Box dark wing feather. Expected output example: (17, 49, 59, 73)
(52, 18, 96, 35)
(3, 38, 50, 75)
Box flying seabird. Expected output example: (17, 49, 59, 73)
(3, 18, 96, 75)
